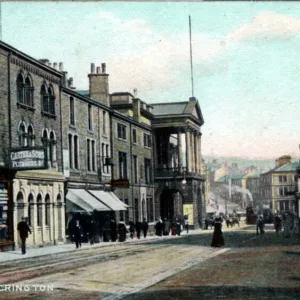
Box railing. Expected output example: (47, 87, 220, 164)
(154, 167, 186, 178)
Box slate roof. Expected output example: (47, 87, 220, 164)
(274, 162, 300, 172)
(151, 102, 188, 115)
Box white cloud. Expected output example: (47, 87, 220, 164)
(228, 12, 300, 42)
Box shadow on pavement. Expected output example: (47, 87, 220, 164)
(125, 286, 300, 300)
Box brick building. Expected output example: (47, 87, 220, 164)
(0, 41, 65, 251)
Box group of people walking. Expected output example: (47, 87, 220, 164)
(154, 218, 189, 237)
(71, 218, 150, 248)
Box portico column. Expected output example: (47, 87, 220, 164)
(194, 131, 198, 173)
(178, 131, 183, 167)
(185, 128, 190, 172)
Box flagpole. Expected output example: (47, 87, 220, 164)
(189, 15, 194, 98)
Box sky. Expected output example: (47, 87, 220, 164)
(2, 2, 300, 160)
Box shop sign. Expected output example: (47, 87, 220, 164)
(8, 147, 47, 170)
(111, 179, 129, 188)
(183, 204, 194, 225)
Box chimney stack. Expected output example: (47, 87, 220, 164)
(53, 62, 58, 69)
(59, 62, 64, 71)
(88, 62, 110, 107)
(48, 62, 52, 68)
(91, 63, 95, 74)
(133, 88, 138, 98)
(39, 59, 49, 65)
(102, 63, 106, 74)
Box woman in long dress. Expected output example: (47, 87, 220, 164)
(211, 217, 225, 247)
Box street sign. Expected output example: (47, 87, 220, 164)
(111, 179, 129, 189)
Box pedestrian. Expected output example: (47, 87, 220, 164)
(256, 215, 264, 235)
(87, 220, 96, 245)
(175, 218, 181, 236)
(142, 218, 149, 238)
(211, 217, 224, 247)
(170, 220, 176, 235)
(118, 218, 127, 242)
(185, 220, 189, 234)
(129, 219, 135, 239)
(17, 216, 32, 254)
(162, 218, 170, 236)
(73, 220, 82, 249)
(136, 220, 142, 239)
(283, 213, 292, 237)
(155, 219, 163, 236)
(274, 214, 281, 236)
(110, 218, 118, 242)
(102, 219, 111, 242)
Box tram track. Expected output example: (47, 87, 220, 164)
(0, 241, 176, 284)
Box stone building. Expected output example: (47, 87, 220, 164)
(151, 97, 206, 228)
(61, 63, 128, 238)
(110, 92, 155, 224)
(0, 41, 65, 251)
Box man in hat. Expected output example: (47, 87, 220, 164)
(17, 217, 32, 254)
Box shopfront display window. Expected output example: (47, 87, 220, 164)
(0, 182, 9, 242)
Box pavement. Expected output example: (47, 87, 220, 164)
(0, 228, 203, 263)
(0, 222, 246, 263)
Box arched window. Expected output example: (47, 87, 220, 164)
(41, 84, 48, 113)
(48, 85, 55, 115)
(17, 73, 25, 104)
(49, 131, 56, 168)
(45, 194, 50, 226)
(16, 192, 24, 223)
(28, 194, 34, 227)
(27, 125, 35, 147)
(25, 76, 34, 107)
(37, 194, 42, 227)
(18, 123, 26, 147)
(42, 130, 49, 168)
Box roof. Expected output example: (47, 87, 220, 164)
(77, 90, 89, 97)
(215, 175, 228, 183)
(274, 162, 300, 173)
(151, 102, 188, 115)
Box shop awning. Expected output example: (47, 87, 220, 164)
(66, 189, 112, 213)
(88, 190, 128, 211)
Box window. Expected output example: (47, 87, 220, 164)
(145, 158, 152, 184)
(37, 194, 42, 227)
(148, 197, 154, 222)
(45, 194, 50, 226)
(124, 199, 129, 223)
(70, 97, 75, 125)
(24, 76, 34, 107)
(103, 111, 106, 134)
(18, 123, 26, 147)
(133, 129, 137, 144)
(144, 133, 152, 148)
(119, 152, 127, 179)
(133, 155, 138, 183)
(102, 143, 105, 173)
(17, 73, 24, 104)
(28, 194, 34, 227)
(74, 136, 79, 169)
(41, 84, 55, 117)
(279, 186, 288, 196)
(279, 175, 287, 183)
(49, 131, 56, 168)
(48, 86, 55, 115)
(117, 123, 126, 140)
(68, 134, 73, 169)
(27, 125, 35, 147)
(106, 144, 109, 173)
(87, 139, 91, 171)
(88, 104, 93, 131)
(92, 140, 96, 172)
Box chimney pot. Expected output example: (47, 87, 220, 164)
(101, 63, 106, 74)
(53, 62, 58, 69)
(48, 62, 52, 68)
(133, 88, 138, 98)
(96, 66, 101, 74)
(59, 62, 64, 71)
(91, 63, 95, 74)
